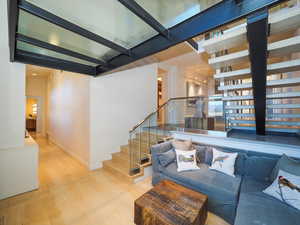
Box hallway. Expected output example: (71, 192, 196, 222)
(0, 137, 228, 225)
(0, 137, 152, 225)
(37, 136, 89, 188)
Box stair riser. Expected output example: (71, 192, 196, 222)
(120, 145, 150, 156)
(102, 163, 134, 184)
(135, 133, 165, 139)
(111, 154, 130, 167)
(130, 138, 159, 146)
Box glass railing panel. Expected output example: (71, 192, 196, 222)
(129, 127, 141, 175)
(207, 96, 226, 131)
(139, 119, 151, 164)
(149, 113, 161, 146)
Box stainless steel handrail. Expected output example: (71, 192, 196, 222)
(129, 96, 204, 133)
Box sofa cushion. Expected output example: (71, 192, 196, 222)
(234, 191, 300, 225)
(162, 162, 242, 202)
(270, 154, 300, 181)
(240, 177, 271, 193)
(244, 156, 278, 182)
(161, 162, 242, 224)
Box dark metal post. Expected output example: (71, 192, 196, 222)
(7, 0, 19, 62)
(247, 9, 269, 135)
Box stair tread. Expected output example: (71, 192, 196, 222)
(103, 160, 131, 177)
(204, 6, 300, 54)
(215, 59, 300, 80)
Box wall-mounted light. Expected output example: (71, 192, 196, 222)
(32, 104, 37, 115)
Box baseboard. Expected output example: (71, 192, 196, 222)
(133, 166, 153, 184)
(48, 135, 90, 169)
(0, 185, 38, 200)
(89, 161, 103, 171)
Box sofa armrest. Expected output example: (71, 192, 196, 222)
(151, 141, 173, 173)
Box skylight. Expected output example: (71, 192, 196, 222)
(7, 0, 285, 76)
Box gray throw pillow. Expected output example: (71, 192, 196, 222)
(205, 147, 213, 165)
(157, 149, 176, 167)
(270, 154, 300, 181)
(194, 146, 207, 164)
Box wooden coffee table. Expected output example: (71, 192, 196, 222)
(134, 180, 208, 225)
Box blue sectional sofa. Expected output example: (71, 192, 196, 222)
(151, 141, 300, 225)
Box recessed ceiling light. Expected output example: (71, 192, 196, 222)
(32, 73, 37, 76)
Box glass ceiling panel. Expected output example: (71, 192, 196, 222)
(17, 41, 98, 66)
(18, 10, 119, 62)
(26, 0, 158, 49)
(135, 0, 222, 28)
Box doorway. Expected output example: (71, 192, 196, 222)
(26, 96, 42, 137)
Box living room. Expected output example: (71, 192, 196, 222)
(1, 0, 300, 225)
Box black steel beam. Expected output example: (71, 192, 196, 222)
(97, 0, 287, 75)
(117, 0, 169, 38)
(15, 50, 96, 76)
(247, 9, 269, 135)
(186, 39, 199, 51)
(18, 0, 130, 55)
(118, 1, 199, 53)
(16, 33, 110, 67)
(7, 0, 19, 62)
(118, 0, 199, 52)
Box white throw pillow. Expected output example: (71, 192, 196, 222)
(263, 170, 300, 210)
(175, 149, 199, 172)
(209, 148, 238, 177)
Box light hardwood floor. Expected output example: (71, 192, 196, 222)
(0, 136, 229, 225)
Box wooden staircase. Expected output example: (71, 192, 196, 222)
(103, 132, 166, 183)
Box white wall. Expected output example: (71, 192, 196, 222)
(90, 64, 158, 170)
(47, 70, 91, 167)
(0, 137, 39, 200)
(0, 0, 26, 149)
(158, 51, 213, 100)
(0, 0, 38, 200)
(26, 76, 48, 136)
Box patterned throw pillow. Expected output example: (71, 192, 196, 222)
(209, 148, 238, 177)
(172, 139, 193, 151)
(175, 149, 200, 172)
(264, 170, 300, 210)
(270, 154, 300, 181)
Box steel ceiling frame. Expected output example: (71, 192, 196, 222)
(8, 0, 288, 76)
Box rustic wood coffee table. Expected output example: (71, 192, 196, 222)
(134, 180, 208, 225)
